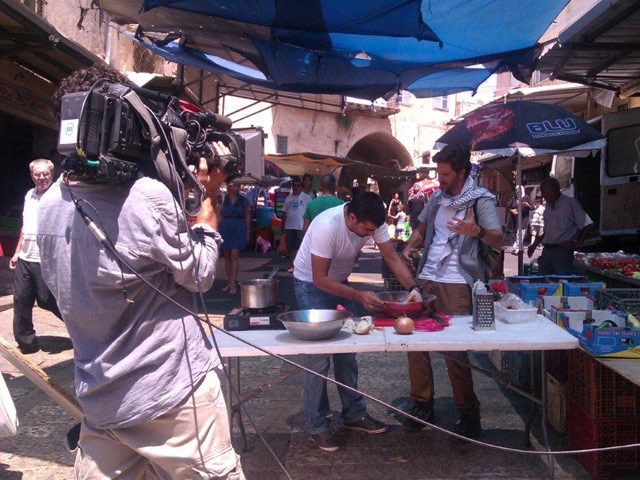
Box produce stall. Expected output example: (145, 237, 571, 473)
(575, 252, 640, 288)
(503, 273, 640, 479)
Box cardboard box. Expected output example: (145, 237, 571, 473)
(542, 296, 595, 322)
(557, 309, 626, 337)
(546, 373, 566, 433)
(507, 278, 562, 303)
(488, 350, 507, 372)
(562, 282, 605, 296)
(579, 324, 640, 358)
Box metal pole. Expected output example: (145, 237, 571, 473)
(516, 153, 524, 274)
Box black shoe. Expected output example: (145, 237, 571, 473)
(402, 399, 434, 432)
(308, 431, 340, 452)
(452, 410, 482, 439)
(18, 342, 40, 354)
(343, 415, 387, 434)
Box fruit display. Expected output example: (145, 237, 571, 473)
(579, 252, 640, 277)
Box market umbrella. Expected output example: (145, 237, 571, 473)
(418, 178, 440, 194)
(434, 100, 606, 273)
(408, 178, 439, 196)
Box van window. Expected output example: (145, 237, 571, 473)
(554, 155, 573, 190)
(606, 125, 640, 176)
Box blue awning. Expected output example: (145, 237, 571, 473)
(102, 0, 570, 100)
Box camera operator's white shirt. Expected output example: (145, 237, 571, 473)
(294, 204, 389, 283)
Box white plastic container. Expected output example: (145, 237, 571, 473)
(494, 302, 538, 324)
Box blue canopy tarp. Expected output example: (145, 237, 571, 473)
(101, 0, 569, 100)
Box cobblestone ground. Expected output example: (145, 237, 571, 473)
(0, 249, 603, 479)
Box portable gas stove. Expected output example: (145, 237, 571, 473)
(223, 304, 288, 331)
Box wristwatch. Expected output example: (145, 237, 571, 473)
(476, 225, 486, 240)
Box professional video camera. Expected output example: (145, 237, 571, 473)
(57, 80, 245, 213)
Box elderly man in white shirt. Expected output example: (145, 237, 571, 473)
(527, 177, 593, 274)
(9, 158, 62, 353)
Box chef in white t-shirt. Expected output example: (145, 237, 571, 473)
(292, 192, 420, 451)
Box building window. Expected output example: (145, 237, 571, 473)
(276, 135, 288, 154)
(432, 96, 448, 111)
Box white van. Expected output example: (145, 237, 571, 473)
(551, 107, 640, 253)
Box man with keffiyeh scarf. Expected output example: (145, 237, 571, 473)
(400, 146, 504, 438)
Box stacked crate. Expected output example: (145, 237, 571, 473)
(596, 288, 640, 316)
(381, 245, 420, 292)
(503, 350, 541, 395)
(567, 349, 640, 479)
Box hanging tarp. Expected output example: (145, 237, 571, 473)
(100, 0, 569, 100)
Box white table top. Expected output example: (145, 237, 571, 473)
(209, 326, 387, 357)
(209, 315, 578, 358)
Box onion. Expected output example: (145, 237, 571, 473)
(394, 316, 414, 335)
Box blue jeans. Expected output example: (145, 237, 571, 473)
(294, 279, 367, 434)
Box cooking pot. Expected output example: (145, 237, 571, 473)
(240, 279, 278, 309)
(376, 291, 437, 319)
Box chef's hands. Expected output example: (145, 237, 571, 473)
(407, 286, 423, 303)
(446, 207, 480, 237)
(357, 290, 385, 312)
(401, 245, 420, 268)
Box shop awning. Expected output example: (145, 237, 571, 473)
(539, 0, 640, 98)
(264, 152, 434, 179)
(486, 82, 591, 114)
(0, 1, 101, 84)
(0, 0, 102, 128)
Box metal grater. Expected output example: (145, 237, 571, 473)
(473, 284, 495, 331)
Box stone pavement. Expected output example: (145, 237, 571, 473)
(0, 245, 598, 479)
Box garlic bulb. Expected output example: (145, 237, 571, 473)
(353, 316, 372, 335)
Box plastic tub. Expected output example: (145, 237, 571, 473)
(256, 206, 275, 227)
(494, 302, 538, 324)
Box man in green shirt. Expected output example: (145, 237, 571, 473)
(303, 173, 344, 230)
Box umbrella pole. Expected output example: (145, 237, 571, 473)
(516, 153, 524, 275)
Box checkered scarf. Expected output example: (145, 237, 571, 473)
(437, 177, 486, 268)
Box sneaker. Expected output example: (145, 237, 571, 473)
(308, 431, 340, 452)
(343, 415, 387, 434)
(402, 399, 434, 432)
(452, 410, 482, 439)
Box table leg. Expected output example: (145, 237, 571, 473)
(540, 351, 554, 480)
(224, 357, 248, 452)
(523, 402, 535, 448)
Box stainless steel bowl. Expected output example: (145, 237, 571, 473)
(277, 309, 352, 341)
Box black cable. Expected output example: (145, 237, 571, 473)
(59, 185, 640, 457)
(157, 151, 293, 476)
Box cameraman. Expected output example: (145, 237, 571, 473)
(38, 65, 244, 479)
